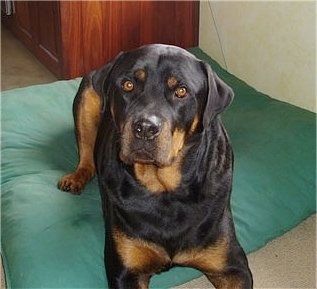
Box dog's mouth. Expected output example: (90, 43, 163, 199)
(119, 132, 175, 167)
(119, 147, 171, 167)
(129, 148, 156, 164)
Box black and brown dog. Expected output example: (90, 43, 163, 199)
(58, 44, 252, 289)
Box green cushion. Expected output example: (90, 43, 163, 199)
(1, 48, 316, 288)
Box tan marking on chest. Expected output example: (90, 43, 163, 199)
(113, 229, 170, 274)
(134, 161, 182, 193)
(173, 238, 228, 272)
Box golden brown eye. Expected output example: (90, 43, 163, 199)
(175, 87, 187, 98)
(122, 80, 134, 92)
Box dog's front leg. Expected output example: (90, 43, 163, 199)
(105, 241, 151, 289)
(106, 270, 150, 289)
(204, 243, 253, 289)
(105, 228, 172, 289)
(58, 79, 101, 193)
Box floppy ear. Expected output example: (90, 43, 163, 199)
(202, 62, 234, 128)
(87, 52, 125, 113)
(90, 51, 125, 97)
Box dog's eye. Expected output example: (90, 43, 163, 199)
(175, 87, 187, 98)
(122, 80, 134, 92)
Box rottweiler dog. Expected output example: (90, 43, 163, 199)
(58, 44, 253, 289)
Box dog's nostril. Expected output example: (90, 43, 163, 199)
(133, 118, 161, 140)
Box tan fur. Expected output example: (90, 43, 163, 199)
(173, 238, 228, 272)
(58, 86, 101, 192)
(113, 229, 170, 274)
(113, 228, 231, 287)
(134, 128, 186, 193)
(167, 76, 178, 88)
(135, 69, 147, 81)
(134, 158, 182, 193)
(206, 273, 243, 289)
(168, 128, 186, 160)
(189, 114, 200, 135)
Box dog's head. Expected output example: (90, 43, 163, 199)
(97, 44, 233, 167)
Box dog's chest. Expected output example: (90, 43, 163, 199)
(133, 162, 182, 193)
(113, 180, 217, 248)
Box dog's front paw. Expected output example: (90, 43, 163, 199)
(58, 173, 86, 194)
(58, 167, 95, 194)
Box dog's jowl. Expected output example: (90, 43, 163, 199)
(58, 44, 253, 289)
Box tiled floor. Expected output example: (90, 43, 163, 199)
(1, 26, 316, 289)
(1, 27, 57, 91)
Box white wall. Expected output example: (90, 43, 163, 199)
(199, 1, 316, 112)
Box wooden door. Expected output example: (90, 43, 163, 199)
(60, 1, 199, 79)
(2, 1, 62, 76)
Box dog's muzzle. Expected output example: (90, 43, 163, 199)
(119, 114, 178, 166)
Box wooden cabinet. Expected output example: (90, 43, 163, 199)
(2, 1, 199, 79)
(2, 1, 62, 76)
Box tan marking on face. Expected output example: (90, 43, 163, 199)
(135, 69, 147, 81)
(113, 228, 170, 274)
(173, 238, 228, 272)
(154, 122, 174, 164)
(168, 128, 186, 161)
(167, 76, 178, 89)
(189, 114, 200, 135)
(119, 119, 135, 162)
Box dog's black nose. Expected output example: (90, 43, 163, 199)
(133, 117, 161, 140)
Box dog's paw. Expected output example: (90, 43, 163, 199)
(58, 173, 85, 194)
(58, 167, 95, 194)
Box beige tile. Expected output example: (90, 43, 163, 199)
(1, 27, 57, 91)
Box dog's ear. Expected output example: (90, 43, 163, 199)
(202, 62, 234, 128)
(90, 51, 125, 96)
(88, 52, 125, 113)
